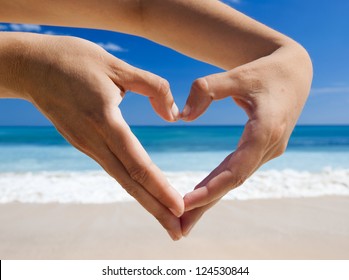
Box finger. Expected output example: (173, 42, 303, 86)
(110, 60, 179, 122)
(181, 158, 264, 236)
(181, 200, 219, 237)
(181, 155, 264, 237)
(181, 120, 287, 236)
(183, 120, 266, 212)
(54, 115, 182, 240)
(103, 108, 185, 218)
(96, 145, 183, 241)
(181, 71, 239, 121)
(181, 147, 267, 237)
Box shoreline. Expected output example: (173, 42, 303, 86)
(1, 196, 348, 259)
(1, 169, 349, 203)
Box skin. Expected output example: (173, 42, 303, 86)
(0, 33, 183, 241)
(0, 0, 313, 238)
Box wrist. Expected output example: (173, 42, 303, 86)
(279, 39, 313, 84)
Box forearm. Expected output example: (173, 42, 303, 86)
(1, 0, 302, 70)
(140, 0, 293, 69)
(0, 0, 142, 35)
(0, 32, 28, 99)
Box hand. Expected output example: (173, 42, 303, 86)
(4, 33, 184, 240)
(180, 42, 313, 235)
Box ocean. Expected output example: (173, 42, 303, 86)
(1, 125, 349, 203)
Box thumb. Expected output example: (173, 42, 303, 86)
(181, 71, 239, 121)
(113, 63, 179, 122)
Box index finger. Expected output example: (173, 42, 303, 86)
(108, 59, 179, 122)
(103, 109, 185, 217)
(183, 120, 267, 212)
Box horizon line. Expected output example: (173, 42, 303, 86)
(1, 124, 349, 128)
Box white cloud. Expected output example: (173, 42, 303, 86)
(9, 24, 42, 32)
(44, 30, 58, 35)
(0, 23, 61, 34)
(97, 42, 126, 52)
(311, 86, 349, 95)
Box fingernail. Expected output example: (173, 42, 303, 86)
(171, 103, 180, 121)
(169, 207, 183, 218)
(183, 224, 194, 237)
(168, 231, 181, 241)
(181, 105, 191, 119)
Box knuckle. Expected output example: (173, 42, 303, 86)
(128, 164, 150, 185)
(256, 120, 287, 147)
(122, 181, 140, 199)
(156, 78, 170, 97)
(56, 127, 89, 152)
(246, 120, 269, 147)
(192, 77, 210, 95)
(69, 133, 89, 151)
(273, 141, 288, 158)
(225, 169, 247, 189)
(269, 124, 286, 144)
(254, 128, 270, 147)
(234, 175, 247, 188)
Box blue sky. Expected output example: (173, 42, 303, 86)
(0, 0, 348, 126)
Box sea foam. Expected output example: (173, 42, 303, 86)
(0, 168, 349, 203)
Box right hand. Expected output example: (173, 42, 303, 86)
(5, 33, 184, 240)
(180, 43, 312, 236)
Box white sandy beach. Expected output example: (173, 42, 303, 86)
(1, 196, 348, 259)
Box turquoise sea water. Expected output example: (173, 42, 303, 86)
(0, 125, 349, 172)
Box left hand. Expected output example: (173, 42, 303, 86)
(0, 33, 184, 240)
(180, 43, 313, 236)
